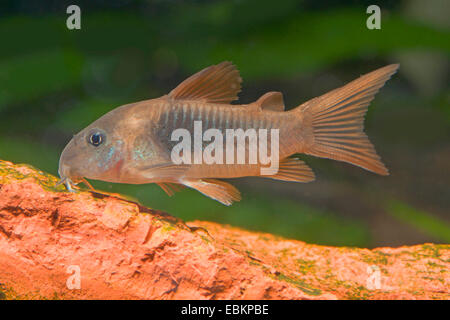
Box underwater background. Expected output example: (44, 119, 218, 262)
(0, 0, 448, 248)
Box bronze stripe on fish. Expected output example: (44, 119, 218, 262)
(58, 61, 399, 205)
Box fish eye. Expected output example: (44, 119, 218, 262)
(87, 131, 105, 147)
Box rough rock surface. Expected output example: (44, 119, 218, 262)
(0, 160, 448, 300)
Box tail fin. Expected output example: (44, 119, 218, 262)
(298, 64, 399, 175)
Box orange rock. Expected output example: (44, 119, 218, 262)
(0, 160, 448, 300)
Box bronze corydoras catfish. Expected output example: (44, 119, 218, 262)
(58, 61, 398, 205)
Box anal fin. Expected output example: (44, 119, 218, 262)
(264, 158, 315, 182)
(183, 179, 241, 206)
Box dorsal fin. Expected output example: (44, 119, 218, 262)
(253, 92, 285, 111)
(169, 61, 242, 104)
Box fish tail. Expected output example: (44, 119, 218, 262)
(295, 64, 399, 175)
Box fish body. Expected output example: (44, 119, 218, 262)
(58, 62, 399, 205)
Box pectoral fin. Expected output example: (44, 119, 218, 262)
(264, 158, 315, 182)
(183, 179, 241, 206)
(81, 178, 96, 191)
(140, 163, 190, 180)
(157, 183, 185, 196)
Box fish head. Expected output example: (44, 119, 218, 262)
(58, 113, 127, 188)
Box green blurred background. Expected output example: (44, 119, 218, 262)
(0, 0, 448, 248)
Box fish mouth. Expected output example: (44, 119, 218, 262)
(57, 163, 94, 192)
(57, 163, 82, 192)
(56, 173, 98, 192)
(55, 176, 77, 192)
